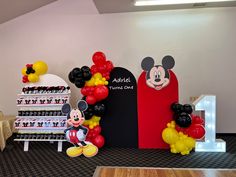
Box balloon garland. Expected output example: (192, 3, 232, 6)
(68, 51, 114, 148)
(21, 61, 48, 83)
(162, 103, 205, 155)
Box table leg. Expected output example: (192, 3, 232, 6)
(58, 141, 62, 152)
(24, 141, 29, 151)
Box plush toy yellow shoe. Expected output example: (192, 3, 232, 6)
(66, 146, 83, 157)
(82, 144, 98, 157)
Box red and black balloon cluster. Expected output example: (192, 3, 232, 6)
(171, 103, 205, 140)
(68, 51, 114, 148)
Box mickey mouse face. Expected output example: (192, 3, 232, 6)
(149, 65, 169, 90)
(61, 100, 88, 128)
(141, 56, 175, 90)
(68, 109, 84, 127)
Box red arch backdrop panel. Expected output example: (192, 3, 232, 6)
(137, 70, 179, 149)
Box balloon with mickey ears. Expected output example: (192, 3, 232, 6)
(171, 102, 205, 140)
(21, 61, 48, 83)
(61, 100, 98, 158)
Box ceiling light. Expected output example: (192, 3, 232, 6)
(134, 0, 236, 6)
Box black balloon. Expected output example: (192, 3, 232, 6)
(83, 71, 92, 80)
(171, 103, 183, 113)
(175, 112, 192, 128)
(183, 104, 193, 114)
(74, 78, 85, 88)
(81, 66, 90, 72)
(83, 105, 94, 120)
(68, 71, 75, 83)
(72, 68, 83, 78)
(94, 103, 106, 116)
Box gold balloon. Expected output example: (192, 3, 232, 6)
(28, 73, 39, 83)
(33, 61, 48, 75)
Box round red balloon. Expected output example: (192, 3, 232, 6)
(93, 135, 105, 148)
(86, 95, 97, 105)
(93, 125, 102, 135)
(92, 52, 106, 65)
(94, 86, 109, 101)
(187, 124, 205, 139)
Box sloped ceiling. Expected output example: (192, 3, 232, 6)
(0, 0, 57, 24)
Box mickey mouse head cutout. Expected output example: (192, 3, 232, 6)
(141, 56, 175, 90)
(61, 100, 98, 158)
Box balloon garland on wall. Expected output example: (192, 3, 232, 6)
(68, 51, 114, 148)
(162, 103, 205, 155)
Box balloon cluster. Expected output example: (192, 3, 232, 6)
(21, 61, 48, 83)
(68, 51, 114, 148)
(171, 103, 205, 140)
(90, 52, 114, 80)
(162, 121, 196, 155)
(162, 102, 206, 155)
(68, 66, 92, 88)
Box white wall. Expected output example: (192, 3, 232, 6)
(0, 0, 236, 133)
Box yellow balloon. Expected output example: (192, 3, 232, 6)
(162, 127, 179, 145)
(185, 137, 196, 149)
(94, 73, 102, 79)
(85, 78, 95, 86)
(175, 140, 186, 153)
(21, 67, 27, 76)
(33, 61, 48, 75)
(28, 73, 39, 83)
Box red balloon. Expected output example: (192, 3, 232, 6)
(175, 125, 188, 134)
(91, 65, 98, 75)
(94, 86, 109, 101)
(86, 95, 97, 105)
(92, 52, 106, 65)
(192, 115, 204, 125)
(93, 135, 105, 148)
(93, 125, 102, 135)
(187, 124, 205, 139)
(81, 87, 88, 96)
(22, 75, 29, 83)
(106, 60, 114, 72)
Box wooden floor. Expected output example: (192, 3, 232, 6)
(93, 167, 236, 177)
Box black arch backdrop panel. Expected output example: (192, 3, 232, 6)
(101, 67, 138, 148)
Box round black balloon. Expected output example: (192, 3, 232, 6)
(81, 66, 90, 72)
(83, 105, 94, 120)
(83, 71, 92, 80)
(175, 112, 192, 128)
(94, 103, 106, 116)
(72, 68, 83, 78)
(171, 103, 183, 113)
(183, 104, 193, 114)
(74, 78, 85, 88)
(68, 71, 75, 83)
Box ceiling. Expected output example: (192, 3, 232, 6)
(0, 0, 57, 24)
(0, 0, 236, 24)
(93, 0, 236, 13)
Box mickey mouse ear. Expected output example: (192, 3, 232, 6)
(162, 55, 175, 69)
(141, 57, 155, 71)
(61, 103, 71, 114)
(77, 100, 88, 112)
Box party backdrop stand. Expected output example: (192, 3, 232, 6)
(15, 74, 70, 151)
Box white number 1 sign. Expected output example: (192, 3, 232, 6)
(193, 95, 226, 152)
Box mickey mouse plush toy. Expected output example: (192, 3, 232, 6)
(61, 100, 98, 157)
(141, 56, 175, 90)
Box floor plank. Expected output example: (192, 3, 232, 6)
(94, 167, 236, 177)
